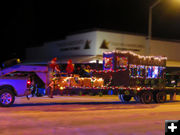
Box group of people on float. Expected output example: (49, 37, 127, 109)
(48, 57, 92, 98)
(49, 57, 91, 77)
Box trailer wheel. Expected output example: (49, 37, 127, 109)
(140, 91, 153, 104)
(119, 94, 131, 103)
(154, 92, 166, 103)
(0, 89, 15, 107)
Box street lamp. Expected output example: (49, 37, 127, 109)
(146, 0, 180, 55)
(146, 0, 161, 55)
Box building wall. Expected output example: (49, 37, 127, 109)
(26, 31, 98, 61)
(44, 31, 98, 57)
(26, 30, 180, 67)
(150, 40, 180, 61)
(95, 31, 146, 55)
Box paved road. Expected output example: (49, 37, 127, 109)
(0, 95, 180, 135)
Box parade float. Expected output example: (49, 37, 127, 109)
(49, 50, 180, 104)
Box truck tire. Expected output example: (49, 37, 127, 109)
(119, 94, 132, 103)
(154, 91, 166, 103)
(140, 91, 153, 104)
(0, 89, 15, 107)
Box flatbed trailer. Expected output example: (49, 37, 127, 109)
(60, 86, 180, 104)
(52, 50, 180, 104)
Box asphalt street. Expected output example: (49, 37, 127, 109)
(0, 95, 180, 135)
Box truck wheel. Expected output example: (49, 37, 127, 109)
(154, 92, 166, 103)
(119, 94, 131, 103)
(0, 89, 15, 107)
(140, 91, 153, 104)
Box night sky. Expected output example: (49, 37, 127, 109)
(2, 0, 180, 63)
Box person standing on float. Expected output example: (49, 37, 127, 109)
(66, 59, 74, 76)
(65, 59, 74, 91)
(49, 57, 60, 98)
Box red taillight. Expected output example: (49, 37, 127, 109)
(27, 80, 31, 84)
(27, 80, 31, 87)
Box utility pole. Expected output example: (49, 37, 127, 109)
(146, 0, 161, 55)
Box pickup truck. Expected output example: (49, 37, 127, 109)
(0, 62, 48, 107)
(0, 74, 32, 107)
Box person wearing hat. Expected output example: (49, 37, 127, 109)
(66, 59, 74, 76)
(48, 57, 60, 98)
(49, 57, 60, 72)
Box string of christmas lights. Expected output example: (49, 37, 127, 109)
(49, 74, 155, 91)
(64, 85, 153, 91)
(104, 50, 167, 61)
(90, 68, 127, 73)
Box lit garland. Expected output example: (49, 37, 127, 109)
(90, 68, 127, 73)
(51, 74, 154, 91)
(64, 85, 154, 91)
(104, 50, 167, 61)
(54, 76, 104, 89)
(50, 75, 154, 91)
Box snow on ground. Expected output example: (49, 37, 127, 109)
(0, 95, 180, 135)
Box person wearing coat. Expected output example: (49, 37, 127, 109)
(49, 57, 60, 98)
(66, 59, 74, 76)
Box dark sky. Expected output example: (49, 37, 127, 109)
(2, 0, 180, 62)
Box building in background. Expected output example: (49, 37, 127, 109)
(26, 29, 180, 67)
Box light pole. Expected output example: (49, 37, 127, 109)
(146, 0, 161, 55)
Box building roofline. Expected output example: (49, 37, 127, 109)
(42, 28, 180, 44)
(68, 28, 146, 37)
(67, 28, 180, 43)
(151, 37, 180, 43)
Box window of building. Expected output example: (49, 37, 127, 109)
(84, 40, 91, 49)
(100, 40, 109, 49)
